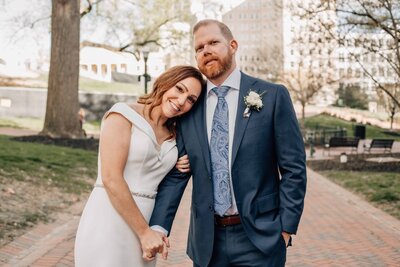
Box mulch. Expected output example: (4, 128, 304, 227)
(12, 135, 99, 151)
(307, 152, 400, 172)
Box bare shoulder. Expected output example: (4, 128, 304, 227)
(103, 112, 132, 131)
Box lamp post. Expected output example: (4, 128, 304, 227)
(142, 50, 150, 94)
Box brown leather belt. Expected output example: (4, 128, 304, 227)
(215, 214, 241, 227)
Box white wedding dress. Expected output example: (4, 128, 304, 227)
(75, 103, 178, 267)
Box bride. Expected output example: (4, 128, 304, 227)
(74, 66, 204, 267)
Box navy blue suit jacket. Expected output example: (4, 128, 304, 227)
(150, 72, 307, 267)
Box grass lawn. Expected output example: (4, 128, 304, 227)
(0, 135, 97, 194)
(0, 117, 44, 131)
(321, 170, 400, 219)
(0, 117, 100, 134)
(304, 114, 400, 141)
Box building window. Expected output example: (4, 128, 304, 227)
(379, 67, 384, 77)
(101, 64, 107, 77)
(121, 64, 127, 72)
(347, 68, 353, 76)
(91, 64, 98, 74)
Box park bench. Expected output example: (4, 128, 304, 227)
(363, 139, 394, 153)
(324, 137, 360, 155)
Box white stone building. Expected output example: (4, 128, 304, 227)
(79, 47, 165, 82)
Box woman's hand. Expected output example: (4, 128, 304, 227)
(176, 154, 191, 173)
(140, 228, 168, 261)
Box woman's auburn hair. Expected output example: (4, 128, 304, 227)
(137, 65, 205, 137)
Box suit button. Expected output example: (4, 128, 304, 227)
(209, 205, 213, 211)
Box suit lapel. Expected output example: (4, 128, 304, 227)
(231, 73, 257, 167)
(192, 89, 211, 175)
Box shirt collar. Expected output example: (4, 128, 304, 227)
(207, 68, 241, 96)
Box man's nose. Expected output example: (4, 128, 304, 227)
(203, 44, 212, 55)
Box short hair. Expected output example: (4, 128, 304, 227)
(137, 65, 205, 137)
(193, 19, 234, 41)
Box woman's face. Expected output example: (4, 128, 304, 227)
(161, 77, 202, 118)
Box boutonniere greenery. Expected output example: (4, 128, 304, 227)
(243, 90, 265, 118)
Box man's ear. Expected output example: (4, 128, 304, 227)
(230, 39, 238, 53)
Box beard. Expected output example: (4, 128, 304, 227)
(198, 52, 233, 80)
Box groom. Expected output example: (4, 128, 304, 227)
(150, 19, 307, 266)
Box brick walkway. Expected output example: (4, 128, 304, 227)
(1, 128, 399, 266)
(1, 169, 399, 266)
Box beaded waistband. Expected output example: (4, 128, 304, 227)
(94, 184, 156, 199)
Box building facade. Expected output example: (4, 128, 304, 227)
(79, 47, 165, 83)
(222, 0, 397, 109)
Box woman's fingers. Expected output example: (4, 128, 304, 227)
(161, 241, 168, 260)
(162, 235, 170, 248)
(176, 155, 191, 173)
(142, 249, 156, 261)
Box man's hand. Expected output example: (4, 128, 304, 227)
(281, 232, 291, 247)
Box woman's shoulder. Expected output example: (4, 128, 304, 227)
(104, 102, 143, 122)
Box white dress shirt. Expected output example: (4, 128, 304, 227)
(206, 68, 241, 215)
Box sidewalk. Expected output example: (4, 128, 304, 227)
(1, 128, 399, 266)
(1, 168, 399, 266)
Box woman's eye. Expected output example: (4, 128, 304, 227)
(176, 86, 184, 92)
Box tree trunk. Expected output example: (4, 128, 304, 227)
(390, 110, 395, 130)
(301, 103, 306, 129)
(41, 0, 84, 138)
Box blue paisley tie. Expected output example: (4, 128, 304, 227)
(210, 86, 232, 216)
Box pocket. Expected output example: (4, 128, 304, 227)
(256, 192, 279, 214)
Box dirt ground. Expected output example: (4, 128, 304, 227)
(0, 175, 88, 246)
(307, 152, 400, 172)
(0, 136, 97, 247)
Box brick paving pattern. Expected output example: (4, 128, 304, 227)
(1, 169, 399, 266)
(1, 126, 399, 266)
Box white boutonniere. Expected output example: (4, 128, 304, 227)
(243, 90, 265, 118)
